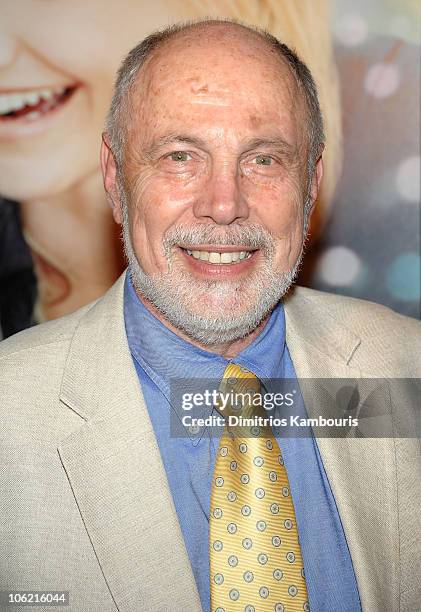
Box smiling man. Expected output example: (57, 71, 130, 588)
(102, 21, 322, 355)
(0, 19, 420, 612)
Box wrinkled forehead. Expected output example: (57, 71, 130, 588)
(130, 26, 305, 124)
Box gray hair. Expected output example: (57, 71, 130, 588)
(106, 18, 325, 177)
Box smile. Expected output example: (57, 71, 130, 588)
(184, 249, 253, 264)
(0, 84, 78, 122)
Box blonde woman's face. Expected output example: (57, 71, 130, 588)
(0, 0, 176, 201)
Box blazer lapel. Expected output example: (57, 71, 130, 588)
(284, 289, 399, 612)
(58, 274, 202, 612)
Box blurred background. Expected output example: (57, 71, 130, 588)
(303, 0, 420, 318)
(0, 0, 419, 340)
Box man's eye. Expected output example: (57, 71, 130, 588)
(169, 151, 191, 162)
(255, 155, 273, 166)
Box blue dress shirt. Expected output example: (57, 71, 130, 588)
(124, 275, 362, 612)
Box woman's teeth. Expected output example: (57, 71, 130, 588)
(0, 86, 69, 118)
(185, 249, 252, 264)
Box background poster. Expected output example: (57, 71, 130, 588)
(0, 0, 419, 339)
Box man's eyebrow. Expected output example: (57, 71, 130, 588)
(243, 137, 295, 153)
(144, 134, 207, 157)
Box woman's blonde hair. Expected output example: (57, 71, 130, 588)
(174, 0, 342, 234)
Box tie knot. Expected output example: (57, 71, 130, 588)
(222, 363, 260, 392)
(218, 364, 267, 427)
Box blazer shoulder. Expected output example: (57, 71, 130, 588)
(0, 300, 95, 364)
(291, 285, 421, 338)
(288, 286, 421, 376)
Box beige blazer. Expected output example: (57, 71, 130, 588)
(0, 272, 420, 612)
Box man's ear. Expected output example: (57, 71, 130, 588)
(100, 133, 123, 225)
(307, 149, 324, 217)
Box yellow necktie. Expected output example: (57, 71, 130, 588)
(210, 363, 309, 612)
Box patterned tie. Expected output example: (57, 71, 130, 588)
(209, 363, 309, 612)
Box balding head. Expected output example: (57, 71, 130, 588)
(106, 19, 324, 176)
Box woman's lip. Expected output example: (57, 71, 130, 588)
(179, 246, 259, 278)
(0, 83, 74, 93)
(0, 84, 79, 142)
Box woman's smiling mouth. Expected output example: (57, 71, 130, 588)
(0, 83, 80, 141)
(0, 84, 78, 122)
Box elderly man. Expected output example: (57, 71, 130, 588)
(0, 19, 420, 612)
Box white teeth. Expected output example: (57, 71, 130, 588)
(1, 95, 15, 112)
(220, 252, 232, 263)
(10, 94, 25, 111)
(25, 92, 40, 105)
(0, 85, 68, 116)
(185, 249, 253, 264)
(209, 252, 221, 264)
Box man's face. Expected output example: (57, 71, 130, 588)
(103, 27, 323, 345)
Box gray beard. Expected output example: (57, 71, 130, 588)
(121, 201, 304, 347)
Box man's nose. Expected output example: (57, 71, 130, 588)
(193, 163, 249, 225)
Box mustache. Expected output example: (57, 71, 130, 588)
(162, 224, 276, 255)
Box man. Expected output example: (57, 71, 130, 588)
(0, 19, 420, 612)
